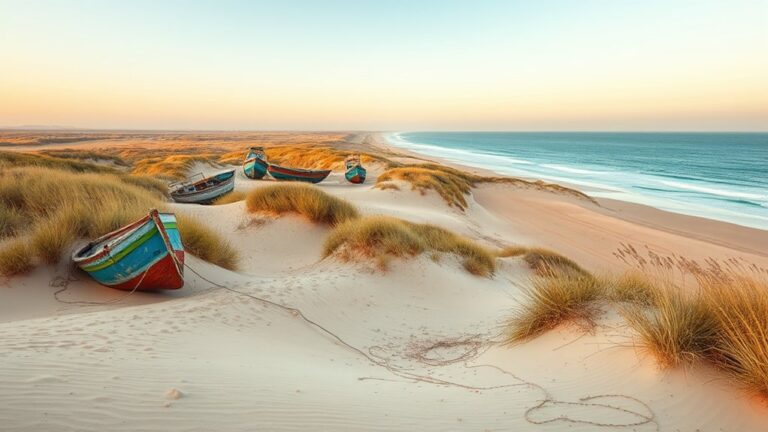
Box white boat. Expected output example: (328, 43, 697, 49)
(169, 169, 236, 204)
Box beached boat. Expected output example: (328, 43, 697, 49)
(267, 164, 332, 184)
(344, 155, 366, 184)
(243, 146, 269, 179)
(170, 169, 235, 204)
(72, 209, 184, 291)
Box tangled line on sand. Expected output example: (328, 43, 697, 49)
(54, 263, 658, 429)
(184, 264, 659, 430)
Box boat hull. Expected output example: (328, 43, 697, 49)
(345, 165, 367, 184)
(73, 212, 184, 291)
(267, 164, 332, 184)
(171, 170, 236, 204)
(243, 157, 269, 179)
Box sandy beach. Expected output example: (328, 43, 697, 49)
(1, 131, 767, 431)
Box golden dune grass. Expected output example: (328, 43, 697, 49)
(212, 191, 246, 205)
(376, 163, 595, 210)
(0, 238, 34, 276)
(499, 246, 588, 277)
(506, 271, 604, 342)
(37, 149, 129, 167)
(0, 164, 238, 275)
(176, 215, 239, 270)
(246, 183, 359, 225)
(622, 284, 719, 368)
(608, 271, 658, 305)
(323, 215, 496, 276)
(265, 145, 392, 171)
(1, 150, 117, 173)
(701, 274, 768, 397)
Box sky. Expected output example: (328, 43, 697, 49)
(1, 0, 766, 131)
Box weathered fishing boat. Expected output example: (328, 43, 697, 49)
(243, 146, 269, 179)
(267, 164, 332, 184)
(344, 155, 366, 184)
(170, 169, 235, 204)
(72, 209, 184, 291)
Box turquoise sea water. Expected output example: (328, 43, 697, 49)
(387, 132, 768, 230)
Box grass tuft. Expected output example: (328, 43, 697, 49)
(323, 215, 496, 276)
(212, 190, 246, 205)
(246, 183, 359, 225)
(506, 271, 604, 343)
(0, 238, 34, 276)
(498, 246, 587, 277)
(608, 271, 658, 305)
(701, 274, 768, 397)
(375, 163, 596, 210)
(622, 284, 719, 368)
(176, 215, 240, 270)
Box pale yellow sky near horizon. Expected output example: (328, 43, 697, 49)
(1, 0, 767, 131)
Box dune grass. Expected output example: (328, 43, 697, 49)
(622, 284, 719, 368)
(212, 191, 246, 205)
(246, 183, 359, 225)
(0, 164, 239, 275)
(323, 215, 496, 276)
(506, 271, 604, 342)
(265, 145, 391, 171)
(131, 154, 222, 179)
(176, 215, 239, 270)
(1, 150, 118, 173)
(0, 238, 34, 276)
(608, 271, 658, 305)
(498, 246, 588, 277)
(375, 164, 477, 209)
(36, 149, 129, 167)
(701, 274, 768, 397)
(375, 163, 595, 210)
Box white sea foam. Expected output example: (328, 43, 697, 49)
(658, 180, 768, 202)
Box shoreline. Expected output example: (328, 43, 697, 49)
(370, 133, 768, 257)
(367, 132, 768, 269)
(375, 131, 768, 232)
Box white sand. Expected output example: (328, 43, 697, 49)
(2, 140, 767, 431)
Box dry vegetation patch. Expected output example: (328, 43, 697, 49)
(0, 161, 238, 275)
(506, 271, 605, 342)
(323, 215, 496, 276)
(212, 191, 246, 205)
(266, 145, 392, 170)
(499, 246, 588, 276)
(375, 163, 595, 210)
(176, 215, 239, 270)
(507, 244, 768, 399)
(246, 183, 359, 225)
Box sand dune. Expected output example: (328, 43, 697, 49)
(1, 134, 767, 431)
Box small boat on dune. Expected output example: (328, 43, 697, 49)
(72, 209, 184, 291)
(344, 155, 366, 184)
(170, 169, 235, 204)
(267, 163, 332, 184)
(243, 146, 269, 179)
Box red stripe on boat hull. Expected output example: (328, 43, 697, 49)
(109, 251, 185, 291)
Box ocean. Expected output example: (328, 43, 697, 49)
(387, 132, 768, 230)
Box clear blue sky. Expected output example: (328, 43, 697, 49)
(1, 0, 766, 130)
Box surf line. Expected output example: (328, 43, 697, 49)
(183, 263, 658, 430)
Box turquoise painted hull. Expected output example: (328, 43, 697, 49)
(73, 213, 184, 290)
(243, 157, 269, 179)
(345, 165, 366, 184)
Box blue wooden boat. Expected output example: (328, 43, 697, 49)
(267, 164, 331, 184)
(344, 155, 366, 184)
(170, 169, 236, 204)
(243, 146, 269, 179)
(72, 209, 184, 291)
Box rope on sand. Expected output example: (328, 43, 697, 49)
(184, 263, 658, 430)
